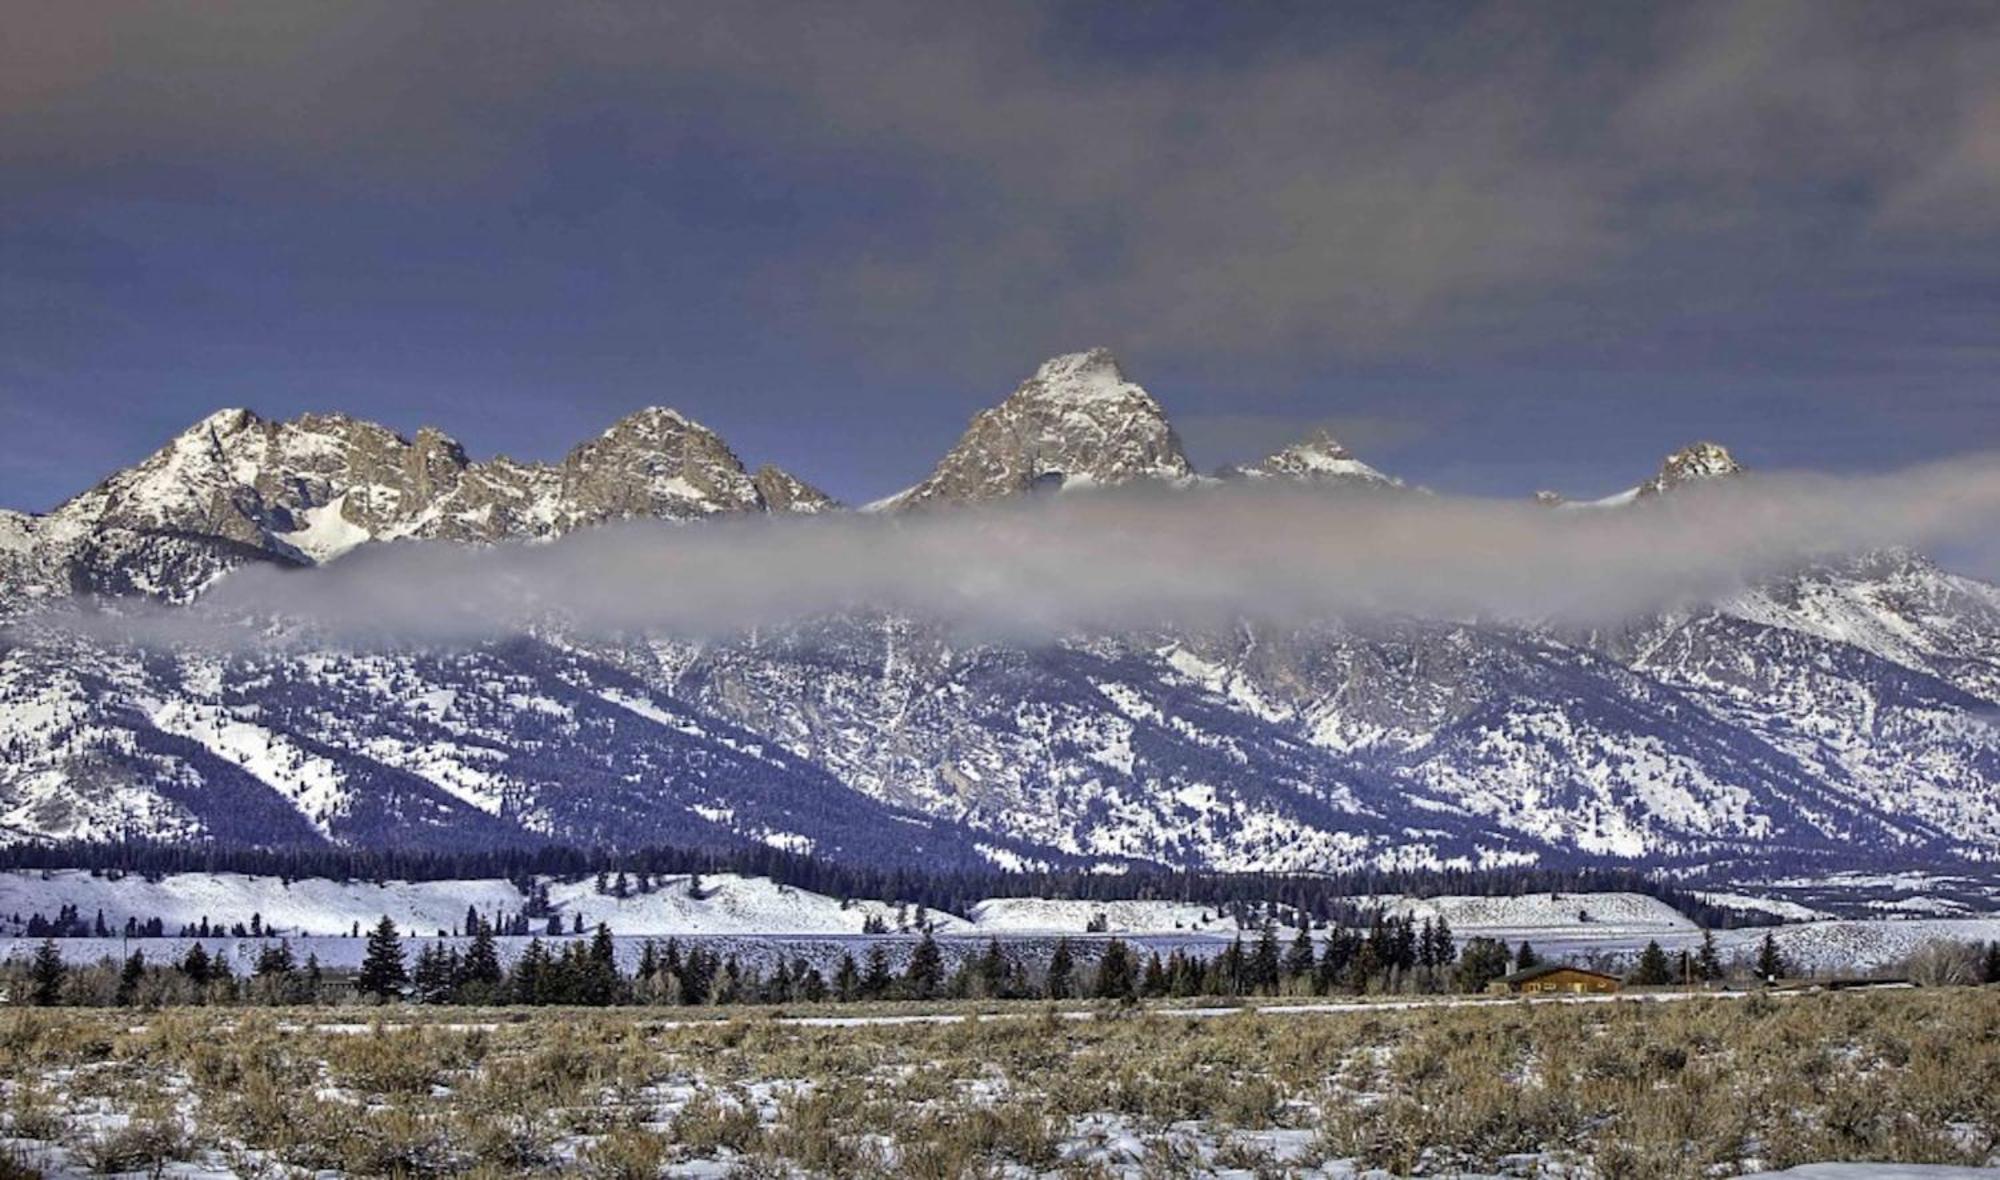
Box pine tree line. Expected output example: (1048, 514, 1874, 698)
(17, 924, 1998, 1009)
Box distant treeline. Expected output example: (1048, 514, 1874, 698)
(0, 838, 1779, 929)
(0, 912, 1541, 1008)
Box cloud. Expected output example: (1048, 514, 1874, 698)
(48, 453, 2000, 650)
(6, 2, 1996, 368)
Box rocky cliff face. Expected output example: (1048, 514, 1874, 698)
(0, 405, 835, 619)
(879, 349, 1194, 509)
(1638, 441, 1744, 498)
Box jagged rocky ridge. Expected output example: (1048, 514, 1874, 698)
(2, 351, 1997, 875)
(0, 405, 832, 617)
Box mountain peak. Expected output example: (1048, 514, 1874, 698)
(1222, 428, 1403, 490)
(1021, 348, 1130, 400)
(604, 405, 695, 433)
(558, 407, 763, 523)
(752, 464, 840, 514)
(1640, 441, 1743, 497)
(883, 351, 1193, 509)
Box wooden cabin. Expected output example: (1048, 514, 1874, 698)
(1487, 963, 1622, 995)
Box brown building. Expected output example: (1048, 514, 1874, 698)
(1487, 964, 1623, 995)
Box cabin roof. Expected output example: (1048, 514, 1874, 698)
(1497, 963, 1621, 985)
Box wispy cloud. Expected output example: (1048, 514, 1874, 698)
(47, 454, 2000, 649)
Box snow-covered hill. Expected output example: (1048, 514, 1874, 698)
(0, 870, 961, 938)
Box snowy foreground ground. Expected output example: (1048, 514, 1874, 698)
(4, 870, 1998, 976)
(1, 987, 1995, 1179)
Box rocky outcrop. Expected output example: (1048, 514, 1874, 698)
(1639, 442, 1743, 498)
(880, 349, 1194, 509)
(1221, 428, 1403, 490)
(0, 404, 835, 616)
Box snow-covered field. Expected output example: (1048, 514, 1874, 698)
(965, 896, 1240, 934)
(3, 872, 1995, 974)
(1362, 891, 1697, 935)
(1695, 891, 1835, 922)
(0, 870, 962, 938)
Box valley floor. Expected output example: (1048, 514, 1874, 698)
(2, 987, 1996, 1179)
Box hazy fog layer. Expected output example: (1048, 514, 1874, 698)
(46, 454, 1997, 650)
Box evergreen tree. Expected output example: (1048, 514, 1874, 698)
(1251, 926, 1282, 994)
(1695, 930, 1724, 982)
(358, 915, 409, 1002)
(1514, 941, 1540, 971)
(512, 938, 555, 1005)
(976, 938, 1009, 999)
(1453, 937, 1512, 993)
(677, 947, 714, 1006)
(766, 958, 795, 1004)
(1985, 941, 2000, 985)
(1046, 938, 1075, 1000)
(834, 953, 860, 1003)
(1140, 952, 1169, 998)
(1432, 915, 1455, 969)
(1284, 927, 1316, 986)
(254, 941, 297, 979)
(579, 922, 622, 1005)
(1218, 937, 1247, 996)
(412, 944, 458, 1004)
(1092, 938, 1136, 1001)
(1344, 937, 1379, 994)
(29, 938, 65, 1006)
(116, 951, 146, 1007)
(904, 931, 944, 1000)
(1632, 940, 1673, 986)
(1755, 932, 1787, 982)
(180, 943, 212, 988)
(861, 945, 893, 1000)
(1315, 930, 1356, 995)
(461, 917, 502, 1000)
(715, 956, 742, 1005)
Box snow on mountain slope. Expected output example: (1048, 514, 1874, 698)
(1632, 611, 2000, 849)
(3, 359, 1999, 878)
(1221, 429, 1404, 490)
(1160, 619, 1929, 863)
(0, 870, 963, 938)
(1716, 551, 2000, 705)
(653, 617, 1533, 873)
(0, 629, 1053, 868)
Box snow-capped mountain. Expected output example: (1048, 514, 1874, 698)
(0, 405, 833, 620)
(1219, 428, 1405, 490)
(873, 349, 1194, 509)
(2, 351, 1996, 879)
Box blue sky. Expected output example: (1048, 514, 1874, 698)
(3, 1, 1997, 510)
